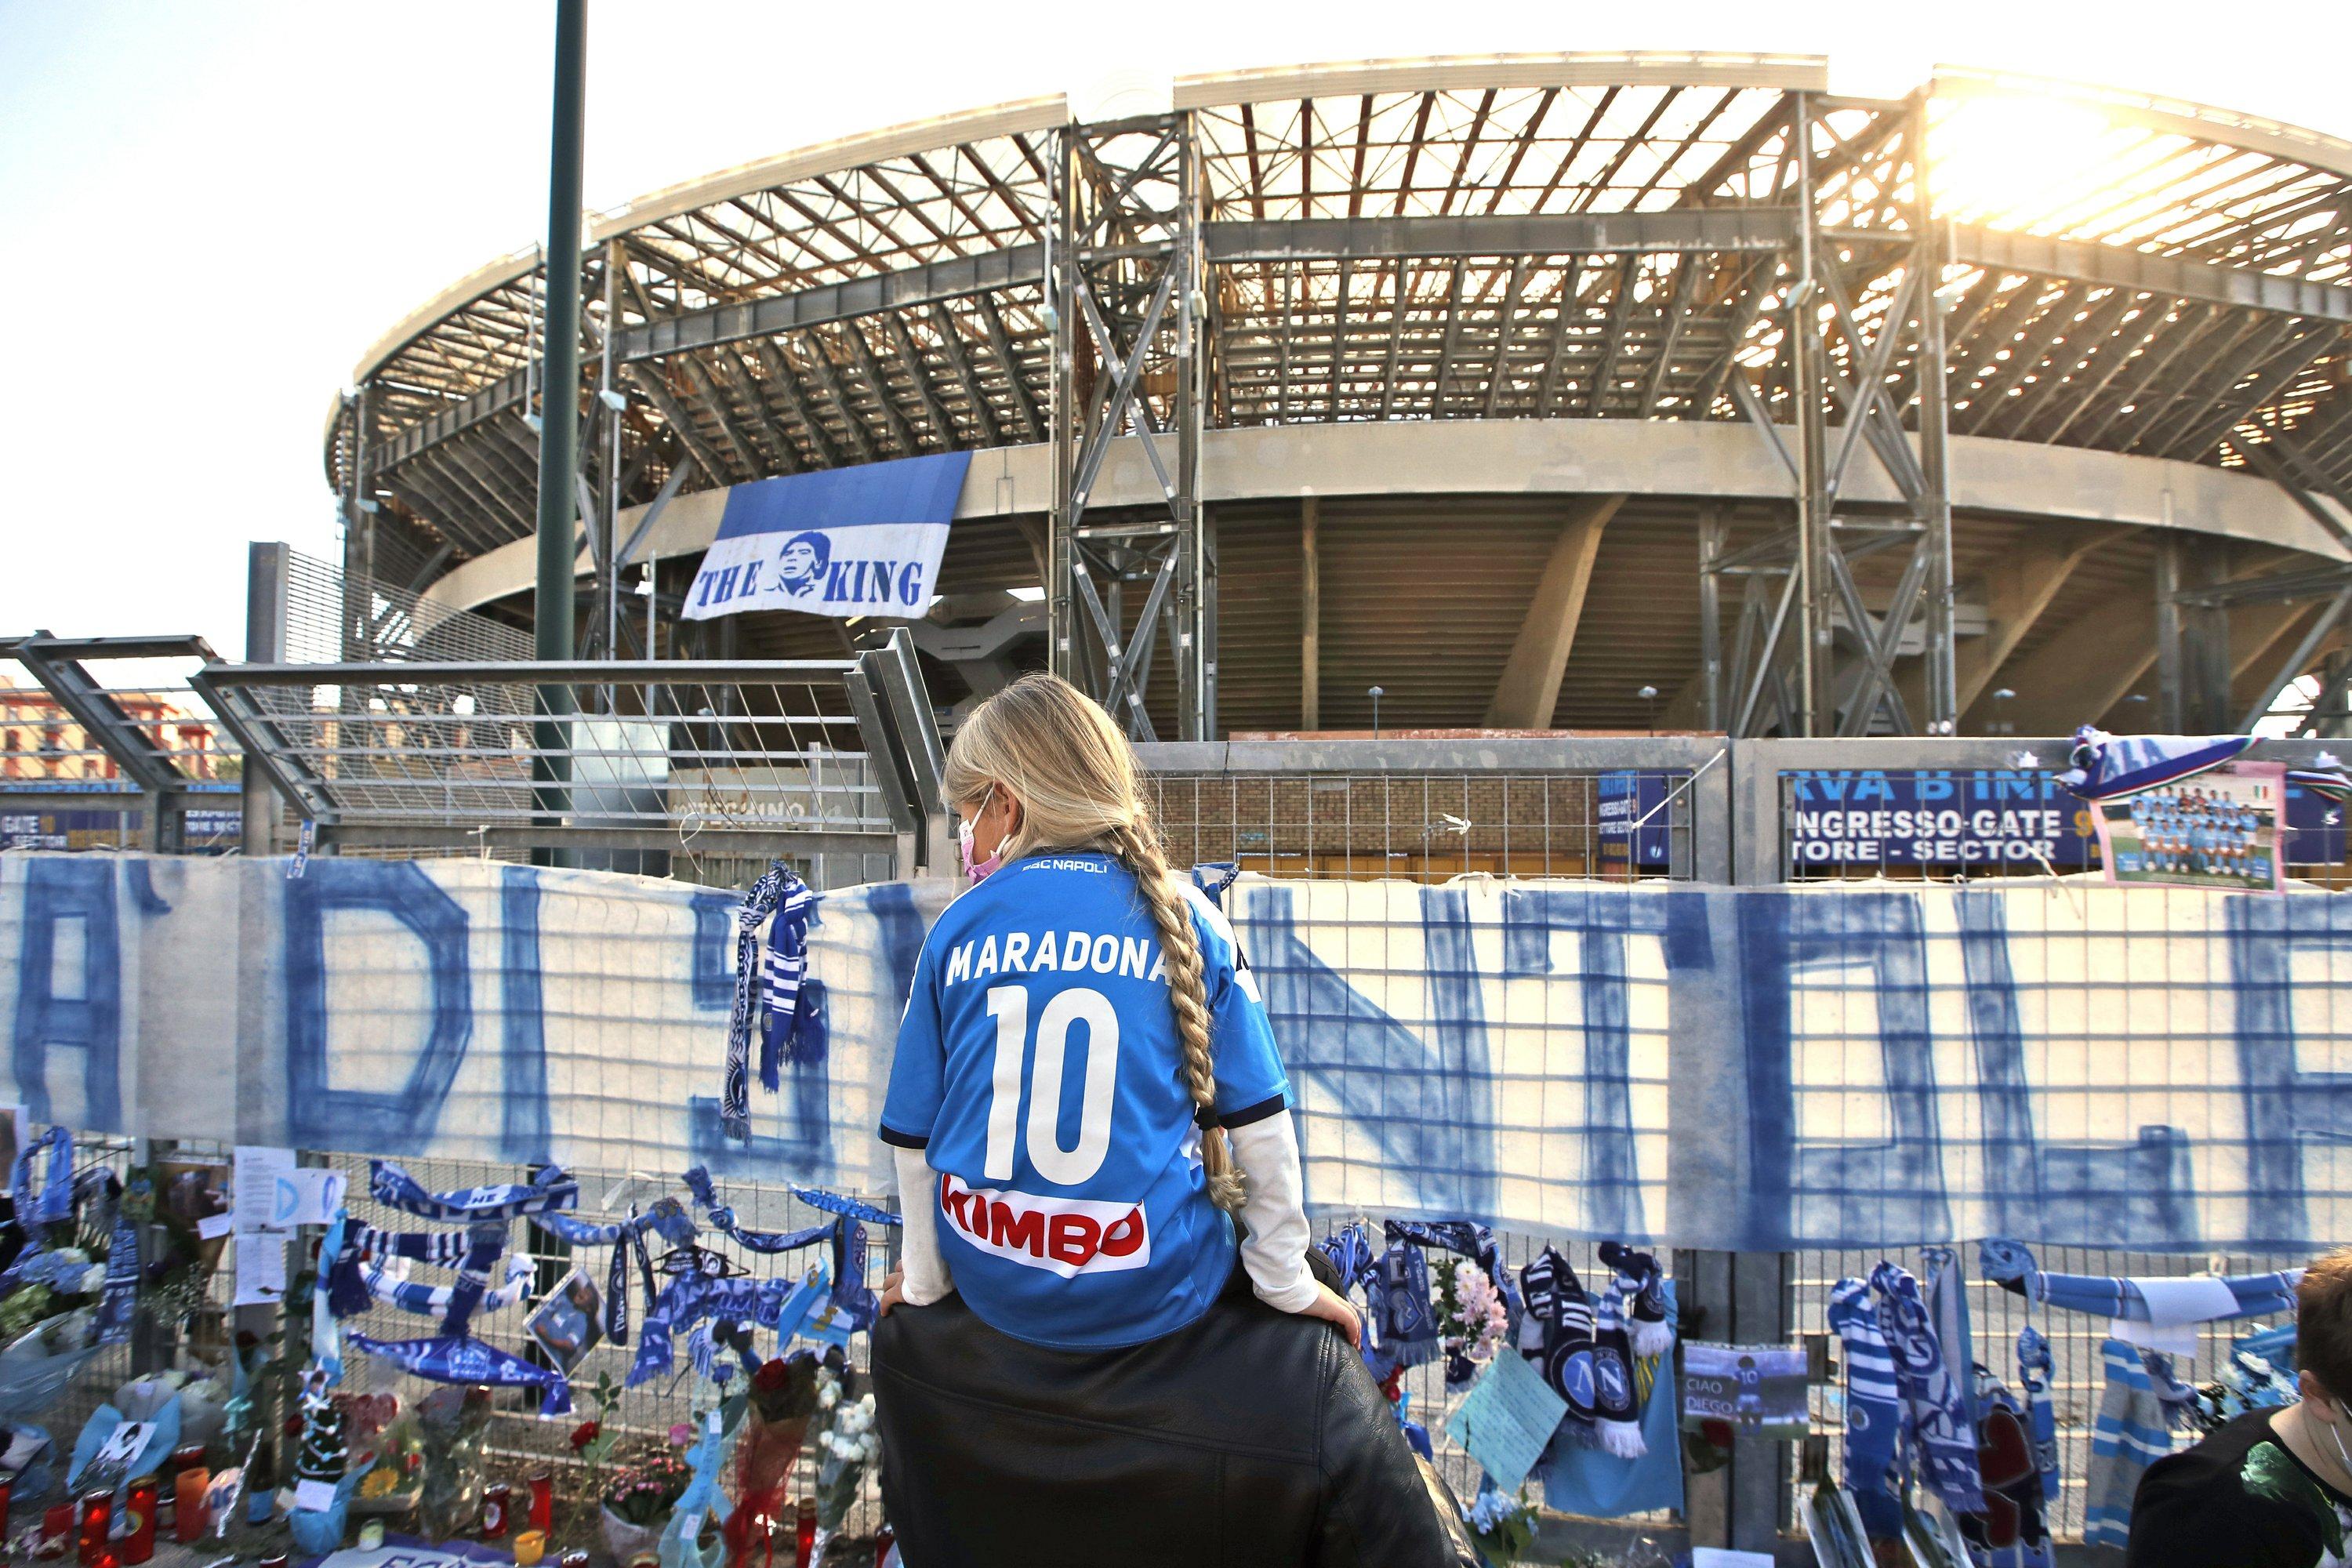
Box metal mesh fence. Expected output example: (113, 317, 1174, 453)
(1146, 770, 1696, 881)
(42, 1137, 1670, 1552)
(1792, 1243, 2304, 1543)
(285, 550, 533, 666)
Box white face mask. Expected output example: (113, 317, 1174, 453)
(2326, 1404, 2352, 1481)
(957, 785, 1004, 884)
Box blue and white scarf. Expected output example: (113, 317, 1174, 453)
(629, 1267, 831, 1387)
(1828, 1276, 1904, 1539)
(680, 1166, 834, 1254)
(346, 1331, 571, 1415)
(1980, 1239, 2299, 1322)
(368, 1160, 577, 1221)
(1374, 1243, 1441, 1373)
(830, 1220, 877, 1333)
(1922, 1247, 1980, 1443)
(531, 1196, 695, 1250)
(2016, 1327, 2061, 1512)
(94, 1188, 139, 1347)
(1871, 1261, 1987, 1516)
(788, 1186, 901, 1228)
(2084, 1338, 2173, 1548)
(12, 1126, 71, 1227)
(361, 1253, 535, 1322)
(2056, 728, 2256, 800)
(723, 862, 794, 1140)
(760, 873, 826, 1085)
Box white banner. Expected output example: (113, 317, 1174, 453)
(683, 452, 970, 622)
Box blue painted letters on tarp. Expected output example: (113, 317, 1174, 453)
(283, 860, 474, 1151)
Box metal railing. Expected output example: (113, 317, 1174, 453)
(0, 635, 245, 853)
(192, 633, 949, 886)
(1138, 737, 1733, 884)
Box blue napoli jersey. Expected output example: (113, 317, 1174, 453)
(879, 852, 1290, 1349)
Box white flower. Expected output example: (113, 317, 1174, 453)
(858, 1393, 875, 1415)
(80, 1265, 107, 1295)
(818, 1382, 839, 1409)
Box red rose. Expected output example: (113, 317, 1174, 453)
(570, 1420, 601, 1450)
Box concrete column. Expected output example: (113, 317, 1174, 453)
(1301, 495, 1320, 731)
(1483, 495, 1624, 728)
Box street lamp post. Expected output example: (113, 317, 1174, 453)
(1368, 685, 1385, 739)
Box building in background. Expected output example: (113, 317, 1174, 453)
(324, 56, 2352, 744)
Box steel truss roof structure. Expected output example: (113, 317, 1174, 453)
(325, 54, 2352, 738)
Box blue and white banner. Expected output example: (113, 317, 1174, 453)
(682, 452, 971, 622)
(9, 855, 2352, 1253)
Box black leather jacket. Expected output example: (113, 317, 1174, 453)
(872, 1253, 1479, 1567)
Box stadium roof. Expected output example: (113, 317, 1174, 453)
(328, 53, 2352, 576)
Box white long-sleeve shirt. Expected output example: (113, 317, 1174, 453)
(891, 1108, 1319, 1314)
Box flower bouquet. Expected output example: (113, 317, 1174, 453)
(413, 1384, 491, 1544)
(808, 1367, 878, 1563)
(1462, 1483, 1537, 1565)
(724, 1356, 818, 1568)
(601, 1447, 695, 1564)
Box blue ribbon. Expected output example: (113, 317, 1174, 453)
(368, 1160, 577, 1221)
(346, 1332, 572, 1416)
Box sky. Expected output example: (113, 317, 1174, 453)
(2, 0, 2347, 662)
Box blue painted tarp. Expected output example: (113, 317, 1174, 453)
(3, 855, 2347, 1253)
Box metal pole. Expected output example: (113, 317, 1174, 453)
(533, 0, 586, 855)
(1175, 113, 1209, 741)
(1047, 127, 1077, 691)
(1791, 94, 1832, 737)
(1910, 93, 1958, 734)
(241, 543, 289, 855)
(1698, 504, 1724, 731)
(599, 238, 622, 710)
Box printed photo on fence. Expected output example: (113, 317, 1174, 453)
(1679, 1342, 1808, 1439)
(524, 1269, 604, 1374)
(2094, 761, 2284, 892)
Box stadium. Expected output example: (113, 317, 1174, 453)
(326, 53, 2352, 744)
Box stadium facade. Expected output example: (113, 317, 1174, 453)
(324, 54, 2352, 742)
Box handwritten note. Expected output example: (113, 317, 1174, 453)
(1443, 1351, 1567, 1494)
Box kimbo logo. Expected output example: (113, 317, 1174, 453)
(938, 1172, 1151, 1278)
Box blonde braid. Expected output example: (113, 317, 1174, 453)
(1104, 816, 1247, 1212)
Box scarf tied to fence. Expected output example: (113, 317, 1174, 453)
(1979, 1239, 2300, 1322)
(723, 864, 826, 1141)
(1871, 1261, 1987, 1516)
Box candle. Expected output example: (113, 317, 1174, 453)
(121, 1478, 158, 1566)
(38, 1503, 72, 1559)
(76, 1491, 111, 1568)
(512, 1529, 546, 1566)
(172, 1472, 209, 1544)
(481, 1481, 512, 1540)
(358, 1520, 386, 1551)
(527, 1473, 552, 1534)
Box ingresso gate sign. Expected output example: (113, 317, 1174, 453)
(1783, 768, 2345, 869)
